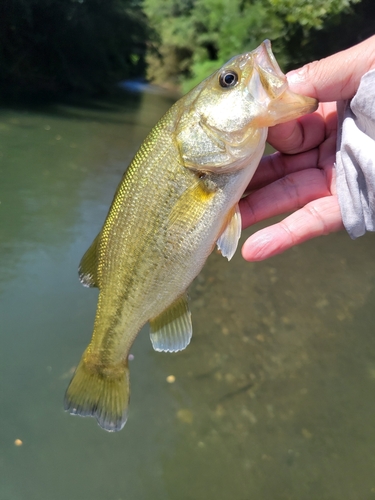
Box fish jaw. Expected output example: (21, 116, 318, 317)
(247, 39, 318, 127)
(264, 89, 318, 126)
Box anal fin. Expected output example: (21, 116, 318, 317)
(216, 203, 242, 261)
(149, 294, 192, 352)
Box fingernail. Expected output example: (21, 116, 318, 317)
(286, 69, 307, 92)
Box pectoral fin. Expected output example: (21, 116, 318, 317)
(149, 294, 192, 352)
(79, 234, 100, 288)
(168, 177, 216, 230)
(216, 204, 242, 261)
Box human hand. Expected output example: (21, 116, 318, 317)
(240, 35, 375, 261)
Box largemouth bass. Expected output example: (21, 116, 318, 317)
(64, 40, 317, 431)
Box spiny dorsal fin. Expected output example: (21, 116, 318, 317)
(149, 294, 192, 352)
(78, 234, 100, 288)
(216, 203, 241, 261)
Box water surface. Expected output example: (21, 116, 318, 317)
(1, 91, 375, 500)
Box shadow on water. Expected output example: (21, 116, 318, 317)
(1, 88, 375, 500)
(0, 87, 166, 127)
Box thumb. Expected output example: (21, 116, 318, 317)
(286, 35, 375, 102)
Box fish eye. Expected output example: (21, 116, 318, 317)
(219, 70, 239, 88)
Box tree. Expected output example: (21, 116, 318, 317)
(143, 0, 364, 93)
(0, 0, 148, 95)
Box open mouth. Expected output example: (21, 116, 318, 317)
(248, 40, 318, 125)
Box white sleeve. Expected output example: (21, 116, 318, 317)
(336, 69, 375, 239)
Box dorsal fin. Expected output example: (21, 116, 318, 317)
(149, 294, 192, 352)
(216, 203, 242, 261)
(78, 234, 100, 288)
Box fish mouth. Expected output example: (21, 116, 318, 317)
(266, 89, 318, 125)
(249, 40, 318, 126)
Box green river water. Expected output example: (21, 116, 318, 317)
(1, 89, 375, 500)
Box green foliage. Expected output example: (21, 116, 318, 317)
(280, 0, 374, 69)
(269, 0, 360, 29)
(143, 0, 364, 92)
(144, 0, 196, 88)
(0, 0, 148, 95)
(1, 0, 371, 97)
(184, 0, 285, 93)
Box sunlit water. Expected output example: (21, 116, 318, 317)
(1, 90, 375, 500)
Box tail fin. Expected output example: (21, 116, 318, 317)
(64, 357, 130, 432)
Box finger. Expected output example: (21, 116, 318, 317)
(287, 35, 375, 102)
(266, 108, 326, 154)
(266, 102, 337, 154)
(241, 196, 344, 262)
(241, 165, 332, 229)
(248, 103, 337, 191)
(248, 148, 319, 191)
